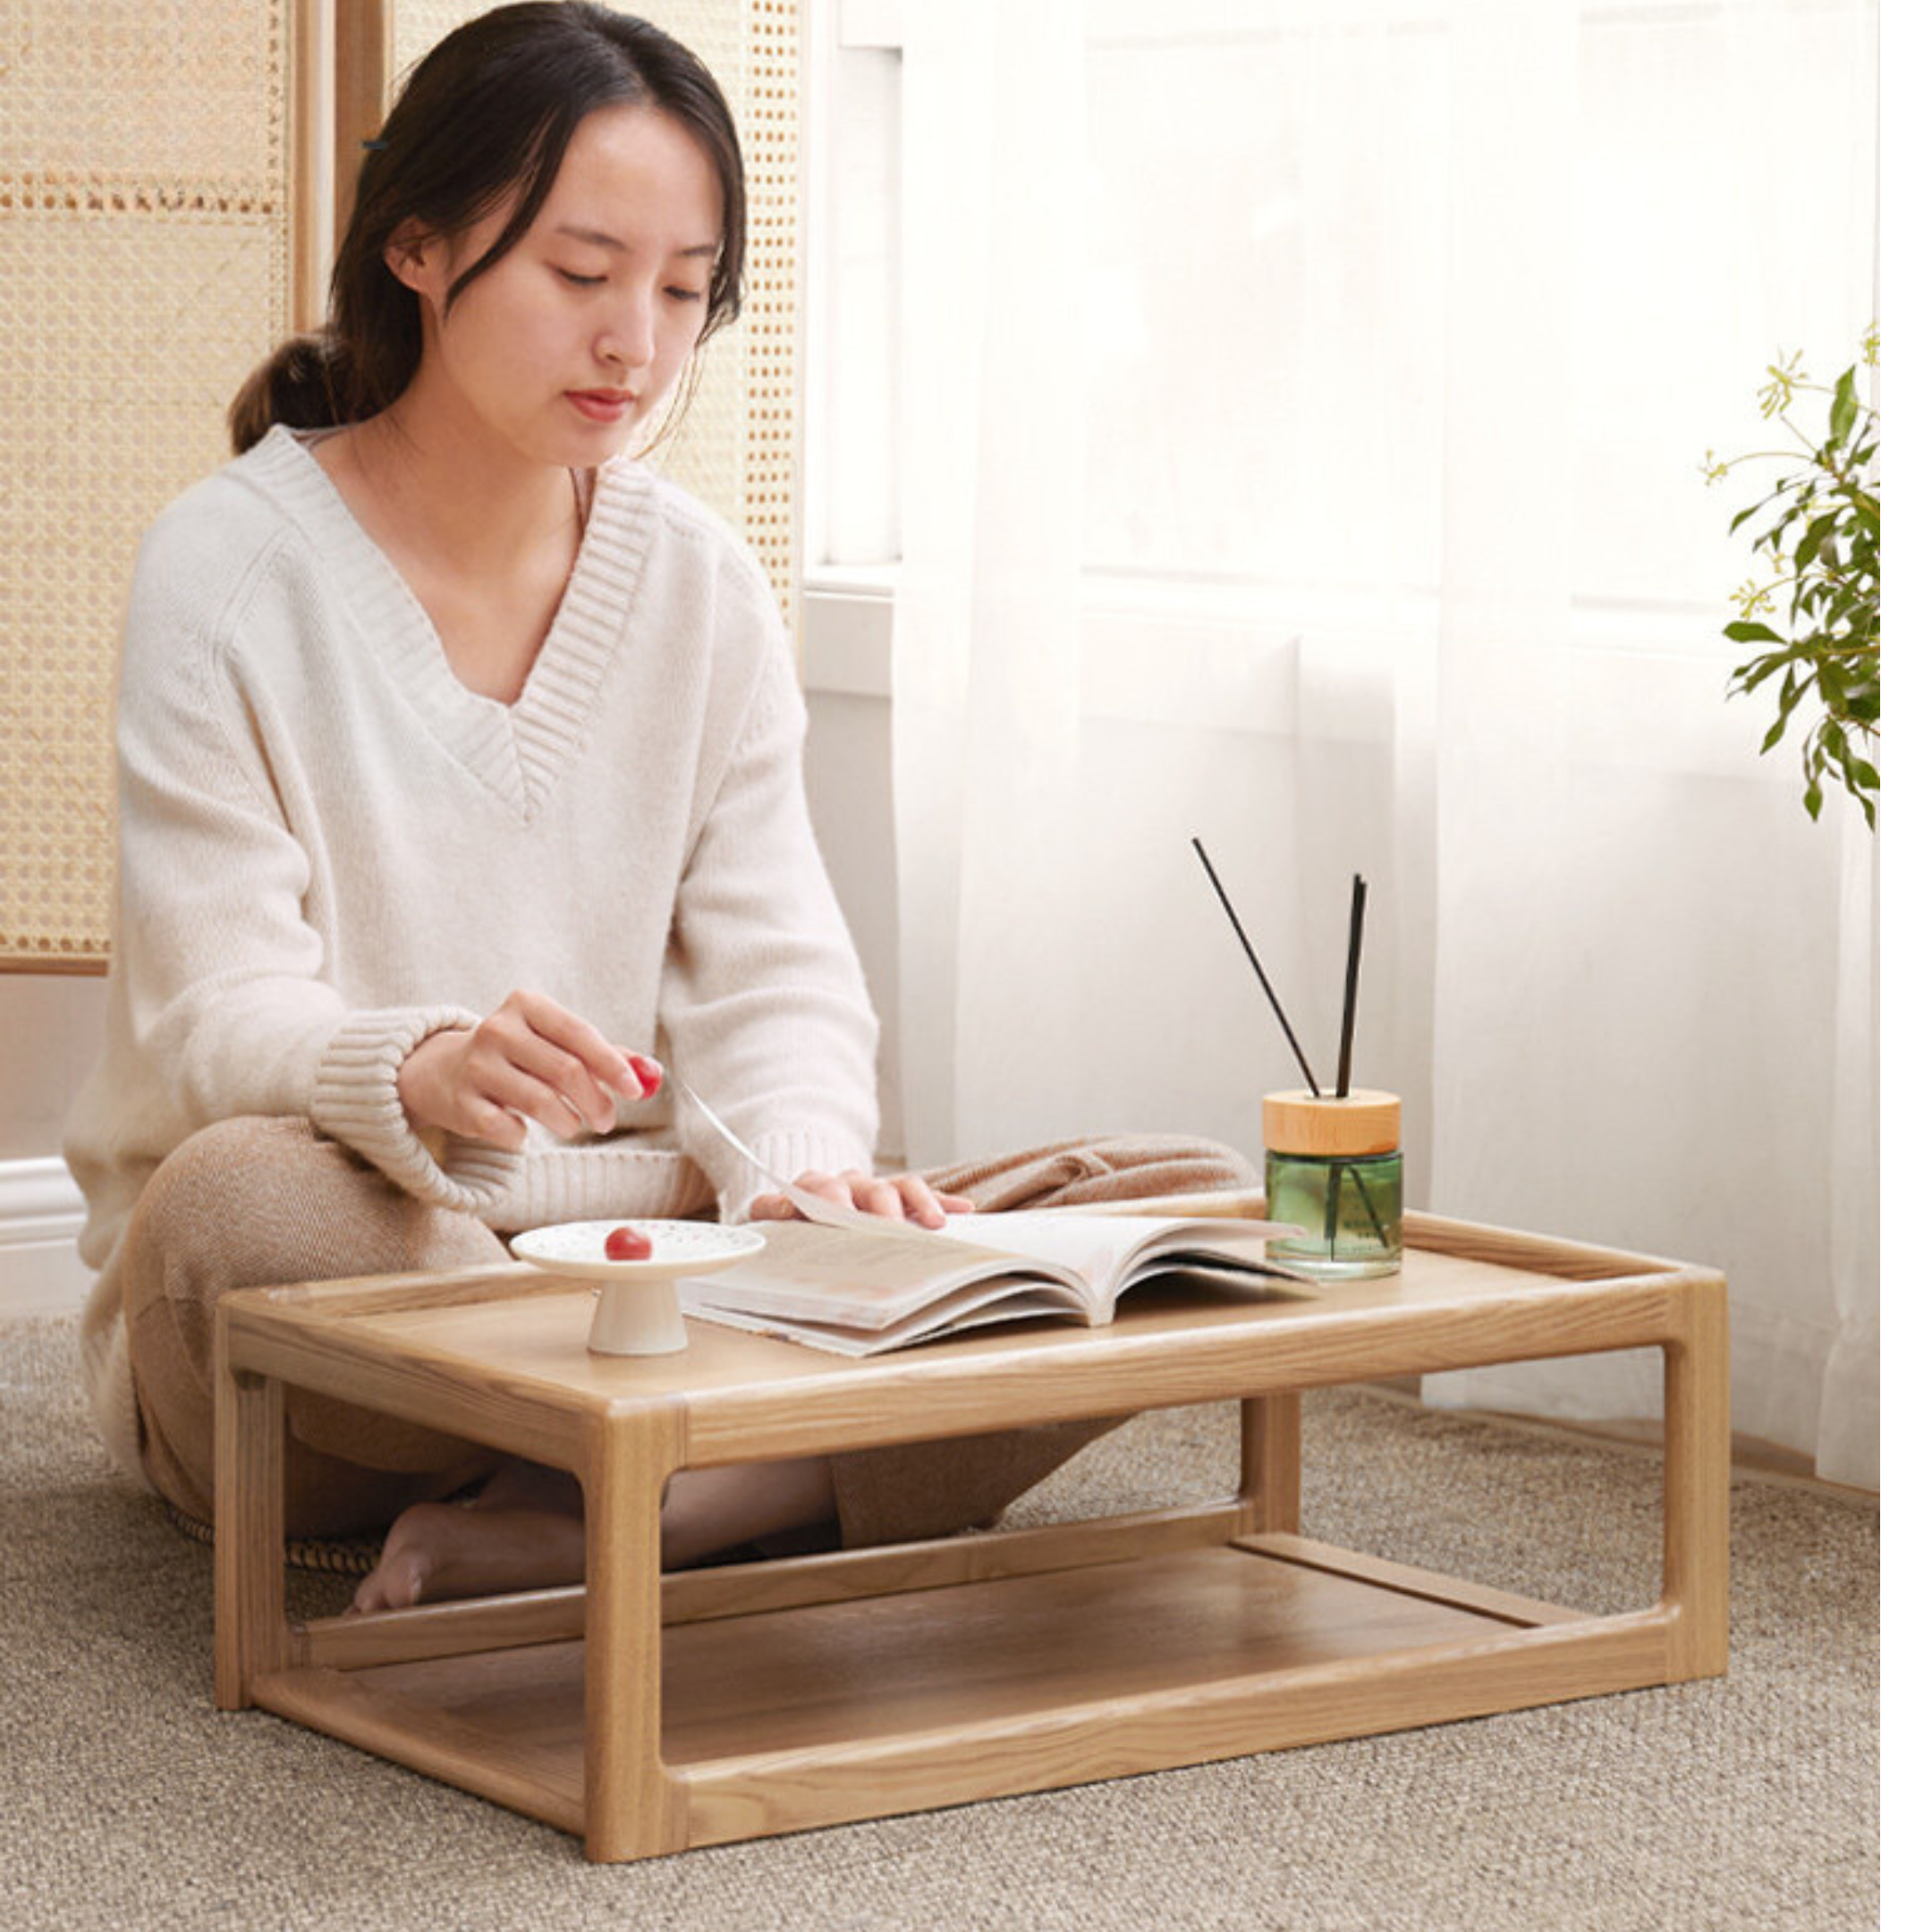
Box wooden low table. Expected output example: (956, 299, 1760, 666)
(213, 1197, 1728, 1863)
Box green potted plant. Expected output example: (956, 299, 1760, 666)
(1704, 326, 1879, 826)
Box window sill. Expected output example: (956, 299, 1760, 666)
(801, 569, 897, 698)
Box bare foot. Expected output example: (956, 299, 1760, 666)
(349, 1454, 839, 1613)
(352, 1462, 585, 1614)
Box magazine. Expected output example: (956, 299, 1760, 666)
(679, 1209, 1309, 1354)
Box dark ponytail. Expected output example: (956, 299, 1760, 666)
(228, 2, 746, 453)
(227, 331, 357, 453)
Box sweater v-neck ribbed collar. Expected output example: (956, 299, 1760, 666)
(253, 421, 654, 820)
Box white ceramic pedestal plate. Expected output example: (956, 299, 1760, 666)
(508, 1221, 768, 1355)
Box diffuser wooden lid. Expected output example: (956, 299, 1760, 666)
(1263, 1089, 1402, 1158)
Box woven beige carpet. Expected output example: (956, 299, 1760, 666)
(1, 1313, 1876, 1931)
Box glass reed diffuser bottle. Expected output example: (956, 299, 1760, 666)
(1191, 844, 1397, 1275)
(1262, 1089, 1402, 1278)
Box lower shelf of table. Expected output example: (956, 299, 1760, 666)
(252, 1536, 1687, 1853)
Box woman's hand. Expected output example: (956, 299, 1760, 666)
(398, 989, 651, 1151)
(749, 1169, 975, 1231)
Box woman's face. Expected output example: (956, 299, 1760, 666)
(389, 102, 724, 466)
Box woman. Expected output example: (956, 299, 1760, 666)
(64, 3, 1250, 1614)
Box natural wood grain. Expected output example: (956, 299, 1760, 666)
(1240, 1393, 1301, 1534)
(582, 1410, 683, 1862)
(355, 1547, 1596, 1768)
(296, 1503, 1251, 1670)
(234, 1224, 1703, 1475)
(0, 956, 106, 976)
(1231, 1531, 1590, 1629)
(664, 1276, 1694, 1465)
(245, 1261, 573, 1318)
(226, 1301, 597, 1470)
(1402, 1210, 1682, 1280)
(295, 1587, 587, 1671)
(675, 1610, 1678, 1847)
(332, 1543, 1537, 1769)
(1663, 1275, 1730, 1679)
(657, 1502, 1250, 1626)
(333, 0, 390, 258)
(299, 1546, 1674, 1851)
(1264, 1089, 1401, 1158)
(211, 1208, 1729, 1862)
(252, 1665, 584, 1835)
(213, 1333, 286, 1711)
(309, 1242, 1699, 1411)
(290, 0, 331, 331)
(655, 1546, 1504, 1762)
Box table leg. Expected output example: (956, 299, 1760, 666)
(1662, 1279, 1729, 1680)
(582, 1413, 683, 1862)
(1240, 1392, 1301, 1535)
(214, 1323, 288, 1710)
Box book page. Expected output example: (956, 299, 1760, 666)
(687, 1275, 1087, 1355)
(683, 1219, 1087, 1330)
(680, 1209, 1301, 1344)
(938, 1210, 1292, 1302)
(930, 1211, 1167, 1295)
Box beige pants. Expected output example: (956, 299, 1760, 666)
(122, 1117, 1255, 1546)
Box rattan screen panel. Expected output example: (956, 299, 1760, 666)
(389, 0, 800, 628)
(1, 0, 295, 969)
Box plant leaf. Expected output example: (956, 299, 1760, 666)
(1830, 366, 1859, 445)
(1793, 513, 1837, 572)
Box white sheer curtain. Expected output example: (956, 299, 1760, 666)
(889, 0, 1878, 1486)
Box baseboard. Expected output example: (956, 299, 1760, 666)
(0, 1157, 92, 1318)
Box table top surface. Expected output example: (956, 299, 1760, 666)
(223, 1205, 1721, 1448)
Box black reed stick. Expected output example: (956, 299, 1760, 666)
(1191, 836, 1323, 1096)
(1325, 873, 1388, 1252)
(1335, 874, 1367, 1098)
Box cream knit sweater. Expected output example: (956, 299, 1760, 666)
(64, 423, 879, 1478)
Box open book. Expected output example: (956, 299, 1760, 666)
(677, 1210, 1310, 1355)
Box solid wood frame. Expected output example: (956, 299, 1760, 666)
(213, 1196, 1728, 1863)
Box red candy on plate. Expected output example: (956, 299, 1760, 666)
(604, 1224, 656, 1262)
(627, 1054, 664, 1100)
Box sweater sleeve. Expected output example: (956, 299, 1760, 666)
(106, 558, 485, 1208)
(657, 629, 881, 1222)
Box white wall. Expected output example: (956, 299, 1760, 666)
(0, 973, 106, 1163)
(0, 972, 107, 1312)
(797, 588, 904, 1166)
